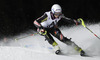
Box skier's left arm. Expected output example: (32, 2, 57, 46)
(61, 14, 80, 25)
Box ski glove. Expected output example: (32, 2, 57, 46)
(74, 19, 80, 25)
(37, 27, 47, 36)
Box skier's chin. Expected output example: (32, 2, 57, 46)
(54, 15, 59, 18)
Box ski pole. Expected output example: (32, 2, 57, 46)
(15, 33, 38, 41)
(77, 18, 100, 40)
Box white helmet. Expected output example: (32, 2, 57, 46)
(51, 4, 62, 14)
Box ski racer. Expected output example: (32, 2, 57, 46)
(34, 4, 85, 56)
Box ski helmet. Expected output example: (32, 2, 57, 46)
(51, 4, 62, 16)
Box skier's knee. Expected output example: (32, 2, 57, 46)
(61, 37, 70, 42)
(61, 37, 72, 45)
(65, 40, 73, 45)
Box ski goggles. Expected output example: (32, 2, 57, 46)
(54, 12, 62, 16)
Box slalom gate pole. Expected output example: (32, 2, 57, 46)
(77, 18, 100, 40)
(15, 33, 38, 41)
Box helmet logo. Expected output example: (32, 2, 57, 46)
(55, 9, 61, 12)
(56, 9, 61, 11)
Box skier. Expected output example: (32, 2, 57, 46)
(34, 4, 85, 56)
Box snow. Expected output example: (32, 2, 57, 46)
(0, 23, 100, 60)
(0, 47, 100, 60)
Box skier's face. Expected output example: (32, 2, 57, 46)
(54, 15, 59, 18)
(54, 12, 62, 18)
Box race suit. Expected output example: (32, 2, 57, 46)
(34, 11, 76, 46)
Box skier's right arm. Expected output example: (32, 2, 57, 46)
(34, 13, 47, 28)
(34, 13, 48, 36)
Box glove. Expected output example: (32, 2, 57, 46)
(77, 18, 83, 23)
(37, 27, 47, 36)
(74, 19, 81, 25)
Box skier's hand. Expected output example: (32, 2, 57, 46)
(74, 20, 79, 25)
(74, 19, 82, 26)
(77, 18, 82, 23)
(37, 27, 47, 36)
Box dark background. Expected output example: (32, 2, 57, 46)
(0, 0, 100, 38)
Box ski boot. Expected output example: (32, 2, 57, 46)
(52, 42, 61, 54)
(54, 45, 61, 54)
(80, 50, 86, 56)
(74, 46, 86, 56)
